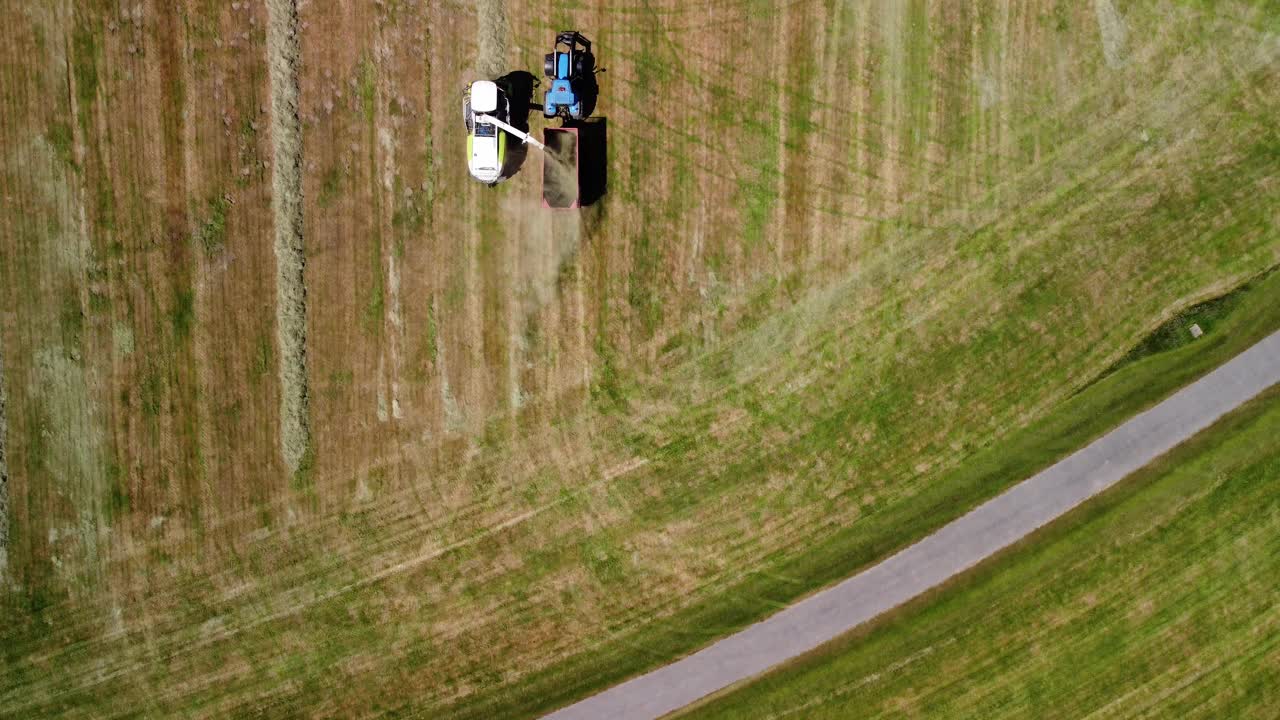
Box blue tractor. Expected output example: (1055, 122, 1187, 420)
(543, 31, 596, 120)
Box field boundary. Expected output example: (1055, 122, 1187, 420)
(680, 384, 1280, 719)
(543, 330, 1280, 720)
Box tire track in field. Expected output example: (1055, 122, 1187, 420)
(0, 339, 8, 581)
(5, 452, 653, 714)
(266, 0, 311, 473)
(373, 16, 406, 423)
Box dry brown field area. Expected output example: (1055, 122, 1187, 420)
(1, 0, 1277, 717)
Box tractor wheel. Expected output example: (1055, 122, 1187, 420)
(573, 51, 594, 77)
(544, 53, 556, 78)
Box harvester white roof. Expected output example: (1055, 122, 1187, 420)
(471, 80, 499, 113)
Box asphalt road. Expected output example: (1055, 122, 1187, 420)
(542, 330, 1280, 720)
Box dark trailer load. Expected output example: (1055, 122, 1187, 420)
(542, 127, 580, 209)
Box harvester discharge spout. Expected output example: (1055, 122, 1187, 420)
(476, 114, 547, 151)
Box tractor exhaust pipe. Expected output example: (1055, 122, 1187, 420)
(477, 114, 547, 151)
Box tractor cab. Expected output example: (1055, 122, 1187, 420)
(543, 31, 596, 120)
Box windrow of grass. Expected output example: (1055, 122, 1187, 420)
(679, 387, 1280, 720)
(265, 0, 311, 475)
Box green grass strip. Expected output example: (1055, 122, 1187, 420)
(455, 267, 1280, 720)
(681, 385, 1280, 719)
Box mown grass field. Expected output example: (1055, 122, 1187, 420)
(0, 0, 1278, 718)
(678, 387, 1280, 720)
(453, 253, 1280, 720)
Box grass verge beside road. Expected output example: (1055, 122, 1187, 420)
(460, 271, 1280, 719)
(679, 386, 1280, 719)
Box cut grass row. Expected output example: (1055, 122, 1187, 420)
(265, 0, 311, 475)
(680, 386, 1280, 719)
